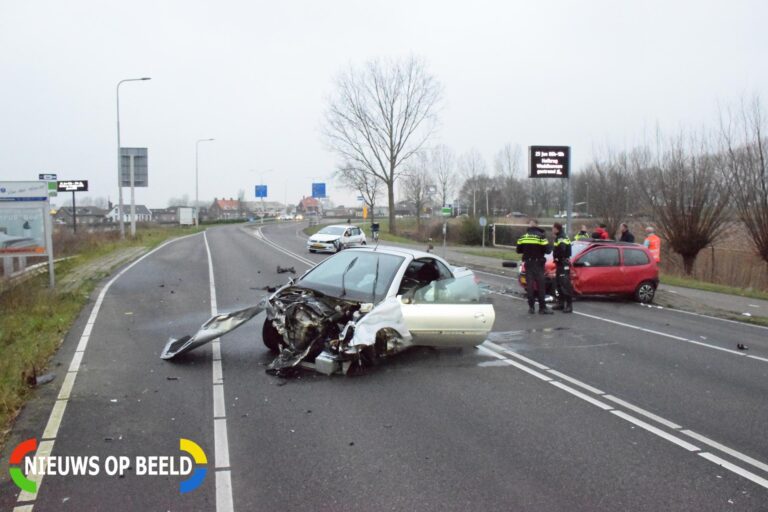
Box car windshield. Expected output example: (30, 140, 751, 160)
(318, 226, 346, 236)
(299, 251, 404, 302)
(572, 241, 590, 258)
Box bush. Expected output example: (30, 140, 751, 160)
(458, 217, 483, 245)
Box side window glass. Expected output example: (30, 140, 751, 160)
(412, 275, 483, 304)
(580, 248, 620, 267)
(624, 249, 650, 266)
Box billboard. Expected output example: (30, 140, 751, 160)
(120, 147, 149, 187)
(57, 180, 89, 192)
(0, 182, 50, 256)
(529, 146, 570, 178)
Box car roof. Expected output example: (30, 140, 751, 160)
(344, 245, 450, 263)
(321, 224, 359, 229)
(574, 239, 646, 248)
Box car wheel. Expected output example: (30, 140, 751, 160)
(334, 240, 342, 252)
(262, 319, 281, 353)
(634, 281, 656, 303)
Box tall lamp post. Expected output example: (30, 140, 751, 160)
(116, 77, 151, 239)
(195, 138, 215, 226)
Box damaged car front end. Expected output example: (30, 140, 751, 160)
(162, 247, 495, 376)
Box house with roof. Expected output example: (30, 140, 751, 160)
(209, 198, 243, 220)
(106, 205, 152, 223)
(54, 207, 109, 226)
(297, 196, 322, 215)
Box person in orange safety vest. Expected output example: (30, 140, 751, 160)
(644, 226, 661, 263)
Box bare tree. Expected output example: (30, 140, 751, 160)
(168, 194, 191, 207)
(336, 163, 383, 224)
(635, 132, 732, 274)
(459, 149, 486, 216)
(720, 97, 768, 267)
(431, 145, 456, 208)
(494, 144, 527, 214)
(582, 149, 635, 235)
(494, 143, 523, 178)
(402, 152, 434, 235)
(324, 56, 442, 234)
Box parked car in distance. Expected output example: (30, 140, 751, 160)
(518, 240, 659, 303)
(307, 224, 367, 253)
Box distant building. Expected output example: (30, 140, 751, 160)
(209, 198, 242, 220)
(150, 207, 182, 224)
(54, 207, 109, 226)
(297, 196, 322, 215)
(106, 205, 152, 223)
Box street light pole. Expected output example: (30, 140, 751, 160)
(195, 138, 215, 226)
(116, 77, 151, 239)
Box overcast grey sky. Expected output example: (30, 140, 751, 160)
(1, 0, 766, 209)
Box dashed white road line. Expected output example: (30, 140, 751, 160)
(203, 231, 235, 512)
(14, 232, 200, 511)
(479, 341, 768, 491)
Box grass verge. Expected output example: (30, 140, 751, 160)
(0, 225, 203, 447)
(661, 273, 768, 301)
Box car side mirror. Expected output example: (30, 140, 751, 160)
(573, 261, 586, 267)
(399, 294, 412, 305)
(502, 261, 518, 268)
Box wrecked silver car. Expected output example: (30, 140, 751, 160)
(162, 247, 495, 376)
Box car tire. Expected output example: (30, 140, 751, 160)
(334, 240, 342, 252)
(262, 319, 281, 353)
(634, 281, 656, 303)
(309, 249, 316, 253)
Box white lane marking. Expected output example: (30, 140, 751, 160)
(547, 369, 605, 396)
(57, 372, 77, 401)
(16, 232, 202, 510)
(17, 440, 54, 502)
(698, 452, 768, 490)
(681, 429, 768, 474)
(574, 310, 757, 359)
(13, 505, 34, 512)
(477, 346, 552, 381)
(610, 410, 700, 452)
(213, 384, 226, 419)
(479, 342, 768, 491)
(214, 418, 231, 469)
(748, 354, 768, 363)
(483, 340, 550, 370)
(67, 351, 83, 373)
(549, 381, 614, 410)
(603, 395, 682, 430)
(216, 471, 235, 512)
(474, 269, 516, 280)
(203, 232, 235, 512)
(647, 303, 768, 332)
(246, 227, 314, 266)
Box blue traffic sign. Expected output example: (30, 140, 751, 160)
(255, 185, 268, 198)
(312, 182, 326, 198)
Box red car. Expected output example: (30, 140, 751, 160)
(518, 240, 659, 303)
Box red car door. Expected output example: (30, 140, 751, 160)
(620, 247, 654, 293)
(571, 247, 621, 294)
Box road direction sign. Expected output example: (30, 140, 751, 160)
(255, 185, 268, 198)
(312, 183, 326, 198)
(120, 148, 148, 187)
(479, 216, 487, 227)
(441, 206, 452, 217)
(38, 173, 57, 181)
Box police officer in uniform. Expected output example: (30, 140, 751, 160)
(516, 219, 553, 314)
(552, 222, 574, 313)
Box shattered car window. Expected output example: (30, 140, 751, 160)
(298, 251, 404, 301)
(412, 275, 485, 304)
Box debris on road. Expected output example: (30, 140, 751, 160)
(276, 265, 296, 274)
(166, 376, 179, 380)
(737, 343, 748, 351)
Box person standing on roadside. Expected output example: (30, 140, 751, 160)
(619, 223, 635, 243)
(573, 224, 590, 241)
(552, 222, 574, 313)
(591, 223, 609, 240)
(516, 219, 553, 315)
(644, 226, 661, 263)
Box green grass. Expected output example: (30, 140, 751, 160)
(453, 248, 521, 261)
(661, 273, 768, 301)
(0, 225, 203, 447)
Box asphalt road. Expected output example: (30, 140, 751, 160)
(2, 222, 768, 511)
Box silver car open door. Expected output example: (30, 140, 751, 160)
(399, 276, 495, 347)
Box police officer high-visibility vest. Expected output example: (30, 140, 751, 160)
(644, 233, 661, 262)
